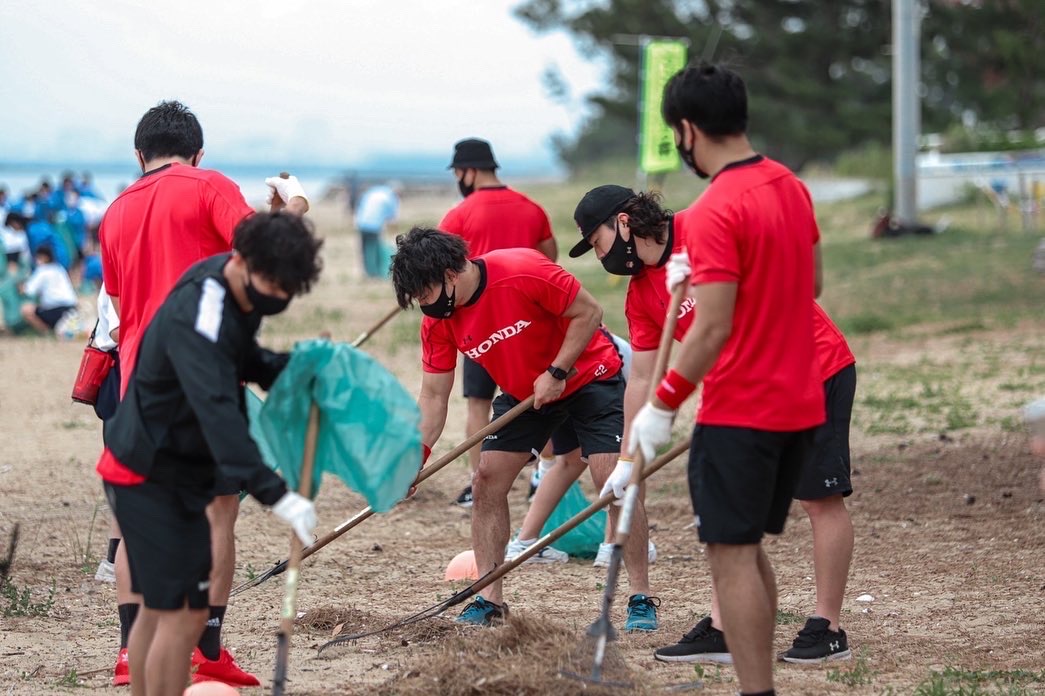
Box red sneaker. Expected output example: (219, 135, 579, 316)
(113, 648, 131, 686)
(191, 647, 261, 687)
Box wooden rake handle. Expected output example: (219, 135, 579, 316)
(272, 401, 320, 695)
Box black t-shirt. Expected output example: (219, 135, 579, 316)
(104, 254, 289, 505)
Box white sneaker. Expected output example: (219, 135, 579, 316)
(95, 559, 116, 583)
(505, 537, 568, 564)
(592, 541, 657, 568)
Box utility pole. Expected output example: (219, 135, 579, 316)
(892, 0, 920, 225)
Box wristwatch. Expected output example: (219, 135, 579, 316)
(547, 365, 569, 380)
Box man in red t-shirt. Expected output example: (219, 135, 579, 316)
(440, 138, 558, 508)
(627, 65, 826, 696)
(390, 227, 632, 627)
(567, 185, 859, 663)
(98, 100, 309, 687)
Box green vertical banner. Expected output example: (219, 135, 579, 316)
(639, 39, 688, 174)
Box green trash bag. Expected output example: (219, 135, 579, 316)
(539, 481, 607, 558)
(248, 339, 421, 513)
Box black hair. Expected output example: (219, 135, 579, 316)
(662, 62, 748, 138)
(621, 191, 673, 245)
(233, 213, 323, 296)
(35, 245, 55, 263)
(134, 100, 204, 162)
(5, 212, 28, 228)
(390, 227, 468, 309)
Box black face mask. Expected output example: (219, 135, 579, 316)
(246, 277, 291, 316)
(419, 282, 456, 318)
(676, 138, 709, 179)
(600, 221, 642, 276)
(457, 175, 475, 199)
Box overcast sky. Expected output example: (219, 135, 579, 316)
(0, 0, 606, 168)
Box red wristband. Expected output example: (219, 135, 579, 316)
(655, 369, 696, 410)
(422, 443, 432, 465)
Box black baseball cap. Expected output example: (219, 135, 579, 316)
(569, 185, 636, 258)
(448, 138, 499, 170)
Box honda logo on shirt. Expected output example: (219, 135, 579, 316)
(464, 320, 532, 359)
(679, 297, 696, 318)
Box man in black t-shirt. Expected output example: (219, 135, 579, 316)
(97, 213, 322, 696)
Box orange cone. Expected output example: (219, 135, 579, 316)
(444, 549, 479, 581)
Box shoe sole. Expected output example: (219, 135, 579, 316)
(191, 673, 262, 686)
(507, 554, 567, 564)
(625, 624, 658, 632)
(455, 615, 505, 627)
(654, 652, 733, 664)
(781, 649, 852, 665)
(455, 501, 473, 508)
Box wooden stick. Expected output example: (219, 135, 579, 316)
(231, 393, 537, 596)
(272, 401, 319, 695)
(589, 282, 687, 680)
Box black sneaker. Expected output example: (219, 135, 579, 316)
(653, 616, 732, 663)
(779, 617, 851, 664)
(454, 485, 473, 508)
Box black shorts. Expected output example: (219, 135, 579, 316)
(104, 481, 212, 610)
(550, 421, 580, 456)
(462, 356, 497, 400)
(687, 424, 816, 544)
(36, 305, 74, 328)
(482, 373, 624, 458)
(794, 364, 856, 501)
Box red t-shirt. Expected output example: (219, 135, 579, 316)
(684, 156, 825, 431)
(813, 304, 855, 379)
(439, 187, 552, 257)
(625, 215, 697, 351)
(100, 163, 253, 394)
(421, 249, 621, 401)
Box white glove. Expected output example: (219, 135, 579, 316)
(665, 250, 691, 293)
(265, 175, 309, 209)
(628, 402, 676, 463)
(271, 491, 317, 546)
(600, 457, 633, 501)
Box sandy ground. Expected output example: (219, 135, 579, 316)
(1, 199, 1043, 695)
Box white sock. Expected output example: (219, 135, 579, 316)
(538, 456, 554, 475)
(516, 538, 536, 546)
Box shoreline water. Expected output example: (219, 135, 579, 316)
(1, 160, 882, 210)
(0, 161, 461, 208)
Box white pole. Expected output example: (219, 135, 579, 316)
(893, 0, 920, 224)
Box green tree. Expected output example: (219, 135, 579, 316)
(921, 0, 1045, 132)
(518, 0, 1045, 171)
(515, 0, 893, 171)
